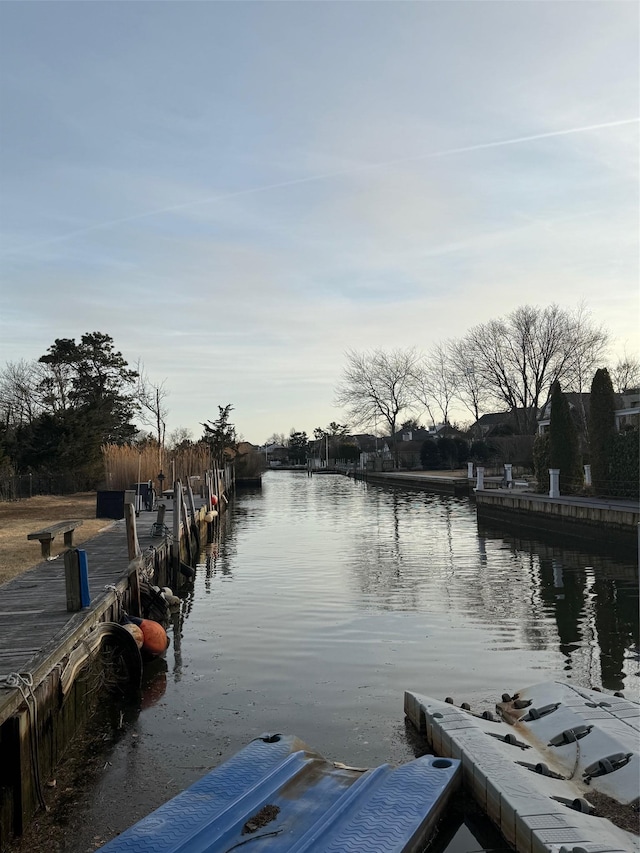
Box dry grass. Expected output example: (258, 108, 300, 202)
(102, 443, 211, 490)
(0, 493, 115, 587)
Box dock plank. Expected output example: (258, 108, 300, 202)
(0, 500, 202, 723)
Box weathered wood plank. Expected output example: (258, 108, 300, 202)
(0, 499, 205, 728)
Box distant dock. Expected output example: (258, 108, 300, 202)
(354, 469, 471, 496)
(352, 469, 638, 547)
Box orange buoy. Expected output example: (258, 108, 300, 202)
(123, 622, 144, 650)
(211, 495, 218, 506)
(139, 619, 169, 656)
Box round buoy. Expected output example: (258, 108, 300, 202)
(205, 510, 218, 522)
(139, 619, 169, 655)
(123, 622, 144, 650)
(211, 495, 218, 507)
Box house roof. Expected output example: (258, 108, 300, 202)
(474, 411, 512, 426)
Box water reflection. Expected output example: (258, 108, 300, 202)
(478, 522, 639, 696)
(41, 470, 639, 853)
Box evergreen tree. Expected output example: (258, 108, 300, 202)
(589, 368, 616, 494)
(201, 405, 237, 462)
(288, 430, 309, 464)
(533, 433, 551, 493)
(420, 439, 441, 469)
(8, 332, 138, 484)
(549, 381, 582, 494)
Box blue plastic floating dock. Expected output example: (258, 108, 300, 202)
(99, 733, 460, 852)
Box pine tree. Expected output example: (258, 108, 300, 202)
(201, 405, 237, 463)
(549, 381, 582, 494)
(589, 368, 616, 494)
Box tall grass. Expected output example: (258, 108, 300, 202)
(102, 443, 212, 490)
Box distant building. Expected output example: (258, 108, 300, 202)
(537, 394, 591, 435)
(537, 390, 639, 434)
(471, 408, 537, 437)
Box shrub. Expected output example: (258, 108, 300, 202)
(469, 440, 493, 465)
(533, 433, 551, 493)
(336, 443, 360, 463)
(608, 431, 639, 499)
(420, 439, 440, 469)
(488, 436, 535, 469)
(549, 381, 582, 494)
(453, 438, 469, 466)
(438, 437, 459, 470)
(589, 368, 616, 494)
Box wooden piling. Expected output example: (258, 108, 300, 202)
(63, 549, 82, 612)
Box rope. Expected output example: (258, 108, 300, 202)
(104, 583, 124, 612)
(567, 737, 581, 780)
(0, 672, 48, 811)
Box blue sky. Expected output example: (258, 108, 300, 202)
(1, 2, 638, 444)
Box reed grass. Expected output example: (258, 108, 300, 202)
(102, 443, 212, 490)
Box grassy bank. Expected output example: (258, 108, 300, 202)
(0, 493, 115, 586)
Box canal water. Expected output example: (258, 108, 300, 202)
(25, 471, 639, 852)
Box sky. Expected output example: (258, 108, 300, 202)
(1, 1, 638, 445)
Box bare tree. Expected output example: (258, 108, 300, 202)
(265, 432, 286, 446)
(335, 348, 420, 466)
(167, 426, 193, 449)
(461, 304, 609, 434)
(448, 339, 493, 435)
(610, 352, 640, 393)
(135, 361, 169, 469)
(0, 359, 44, 426)
(562, 303, 609, 432)
(411, 342, 458, 427)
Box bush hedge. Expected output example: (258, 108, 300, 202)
(533, 433, 550, 493)
(607, 431, 639, 499)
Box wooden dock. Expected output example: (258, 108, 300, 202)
(0, 485, 218, 848)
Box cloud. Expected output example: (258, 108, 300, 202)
(1, 1, 638, 442)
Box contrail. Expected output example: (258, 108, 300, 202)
(3, 117, 637, 255)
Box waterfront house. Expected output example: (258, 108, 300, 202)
(537, 390, 639, 435)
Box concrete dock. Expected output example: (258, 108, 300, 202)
(353, 468, 638, 547)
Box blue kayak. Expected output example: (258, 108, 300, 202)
(99, 732, 460, 852)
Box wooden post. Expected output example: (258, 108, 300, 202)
(155, 502, 166, 531)
(172, 480, 181, 585)
(187, 483, 197, 522)
(11, 710, 35, 835)
(181, 487, 193, 564)
(63, 549, 82, 612)
(124, 502, 140, 561)
(187, 481, 201, 553)
(128, 558, 142, 618)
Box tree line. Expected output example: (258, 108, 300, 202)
(1, 303, 637, 492)
(334, 303, 638, 465)
(0, 332, 230, 490)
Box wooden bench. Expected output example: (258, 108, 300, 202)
(27, 520, 84, 560)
